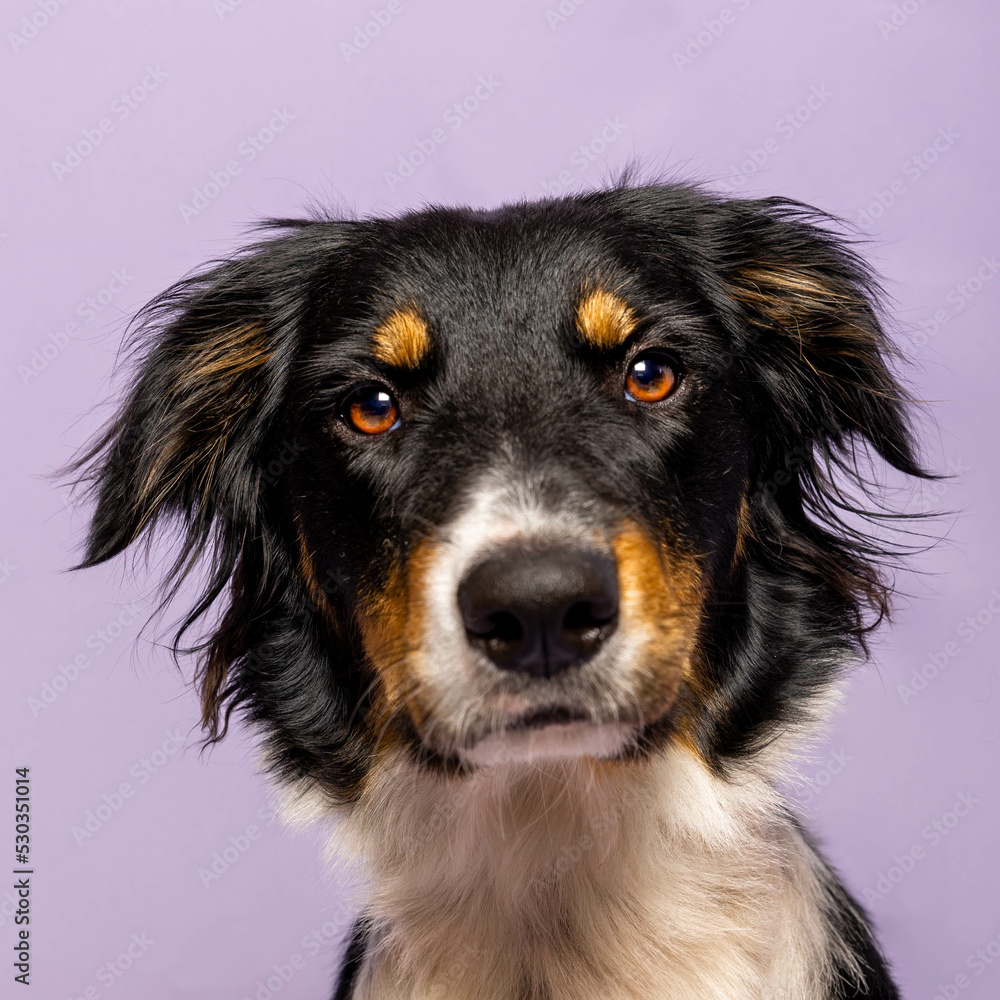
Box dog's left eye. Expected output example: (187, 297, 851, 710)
(342, 384, 401, 435)
(625, 350, 680, 403)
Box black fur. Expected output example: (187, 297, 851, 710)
(70, 181, 931, 996)
(332, 919, 370, 1000)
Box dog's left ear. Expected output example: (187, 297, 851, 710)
(710, 197, 925, 480)
(686, 194, 935, 622)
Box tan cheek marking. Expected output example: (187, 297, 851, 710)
(575, 288, 638, 349)
(355, 540, 438, 744)
(612, 521, 704, 716)
(372, 306, 431, 369)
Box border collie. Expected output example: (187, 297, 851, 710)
(71, 182, 930, 999)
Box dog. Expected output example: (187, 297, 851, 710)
(71, 181, 929, 999)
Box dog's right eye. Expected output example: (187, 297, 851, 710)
(342, 384, 401, 435)
(624, 350, 680, 404)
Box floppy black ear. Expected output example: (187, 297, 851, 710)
(718, 198, 923, 475)
(67, 223, 339, 737)
(74, 242, 290, 572)
(700, 196, 934, 626)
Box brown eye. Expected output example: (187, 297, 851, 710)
(343, 384, 400, 435)
(625, 351, 680, 403)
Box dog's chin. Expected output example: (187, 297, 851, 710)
(457, 719, 638, 769)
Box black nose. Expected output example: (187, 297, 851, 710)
(458, 547, 618, 678)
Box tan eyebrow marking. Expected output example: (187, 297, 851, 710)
(371, 306, 431, 369)
(575, 287, 639, 349)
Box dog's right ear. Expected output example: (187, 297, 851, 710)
(65, 225, 345, 740)
(70, 227, 330, 573)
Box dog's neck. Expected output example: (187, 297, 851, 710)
(312, 745, 855, 1000)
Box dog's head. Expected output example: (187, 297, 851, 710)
(72, 184, 929, 797)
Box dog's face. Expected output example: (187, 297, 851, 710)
(290, 229, 722, 769)
(74, 184, 926, 800)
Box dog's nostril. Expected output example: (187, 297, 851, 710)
(457, 546, 618, 678)
(563, 598, 616, 633)
(562, 599, 617, 654)
(468, 610, 524, 644)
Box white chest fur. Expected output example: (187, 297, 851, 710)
(293, 745, 862, 1000)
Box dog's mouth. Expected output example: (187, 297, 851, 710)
(503, 705, 590, 732)
(454, 705, 641, 768)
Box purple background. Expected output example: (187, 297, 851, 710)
(3, 1, 998, 997)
